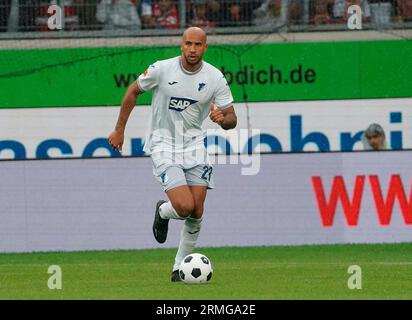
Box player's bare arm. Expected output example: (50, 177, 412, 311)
(209, 104, 237, 130)
(108, 81, 142, 151)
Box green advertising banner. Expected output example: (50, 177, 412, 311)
(0, 40, 411, 108)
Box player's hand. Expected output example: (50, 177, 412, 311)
(209, 103, 225, 126)
(108, 130, 124, 152)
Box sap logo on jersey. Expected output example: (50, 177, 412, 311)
(169, 97, 198, 112)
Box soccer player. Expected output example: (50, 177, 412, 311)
(108, 27, 237, 281)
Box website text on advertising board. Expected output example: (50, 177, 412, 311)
(0, 112, 404, 159)
(312, 175, 412, 227)
(113, 65, 316, 88)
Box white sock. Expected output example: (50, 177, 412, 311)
(172, 217, 203, 271)
(159, 201, 183, 220)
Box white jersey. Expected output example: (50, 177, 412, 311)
(136, 56, 233, 154)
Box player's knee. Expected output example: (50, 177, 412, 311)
(173, 199, 195, 218)
(191, 205, 204, 219)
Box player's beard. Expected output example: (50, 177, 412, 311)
(185, 53, 202, 67)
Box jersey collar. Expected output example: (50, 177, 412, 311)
(179, 57, 204, 75)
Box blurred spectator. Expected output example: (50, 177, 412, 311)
(222, 0, 261, 27)
(333, 0, 371, 23)
(369, 0, 394, 26)
(190, 0, 215, 29)
(362, 123, 388, 150)
(17, 0, 37, 31)
(140, 0, 154, 28)
(240, 0, 263, 24)
(289, 0, 304, 24)
(254, 0, 304, 26)
(62, 0, 80, 30)
(253, 0, 283, 27)
(75, 0, 99, 30)
(153, 0, 179, 29)
(397, 0, 412, 21)
(311, 0, 333, 24)
(96, 0, 141, 30)
(225, 0, 243, 26)
(0, 0, 11, 31)
(206, 0, 225, 27)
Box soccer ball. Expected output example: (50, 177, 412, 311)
(179, 253, 213, 284)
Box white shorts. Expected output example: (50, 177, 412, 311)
(150, 148, 215, 192)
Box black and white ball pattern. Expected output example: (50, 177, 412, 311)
(179, 253, 213, 284)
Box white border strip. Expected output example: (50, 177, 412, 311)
(1, 30, 411, 50)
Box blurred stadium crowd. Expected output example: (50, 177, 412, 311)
(0, 0, 411, 33)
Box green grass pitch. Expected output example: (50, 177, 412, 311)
(0, 243, 411, 300)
